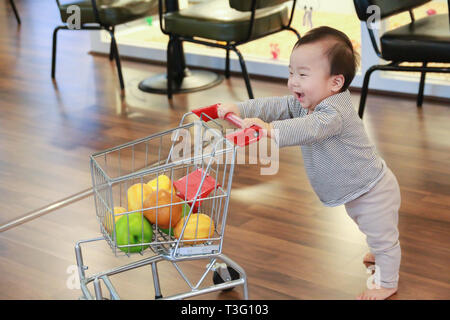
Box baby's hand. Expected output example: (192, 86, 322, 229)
(217, 103, 240, 119)
(241, 118, 274, 139)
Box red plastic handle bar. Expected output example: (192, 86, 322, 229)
(225, 125, 261, 147)
(191, 103, 220, 121)
(223, 112, 242, 128)
(192, 103, 263, 146)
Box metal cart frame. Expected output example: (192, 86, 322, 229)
(75, 107, 255, 300)
(75, 237, 248, 300)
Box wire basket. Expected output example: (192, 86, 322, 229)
(90, 118, 236, 258)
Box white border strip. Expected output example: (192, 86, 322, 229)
(89, 25, 450, 99)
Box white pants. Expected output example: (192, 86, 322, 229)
(345, 168, 401, 289)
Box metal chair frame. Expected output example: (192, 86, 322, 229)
(158, 0, 301, 99)
(52, 0, 125, 90)
(357, 6, 450, 118)
(9, 0, 21, 24)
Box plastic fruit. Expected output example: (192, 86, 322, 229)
(143, 189, 183, 229)
(174, 213, 215, 245)
(115, 213, 153, 253)
(147, 175, 175, 194)
(104, 206, 127, 234)
(159, 203, 191, 236)
(127, 183, 153, 212)
(173, 169, 219, 213)
(113, 206, 127, 222)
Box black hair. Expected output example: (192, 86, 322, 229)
(293, 26, 360, 92)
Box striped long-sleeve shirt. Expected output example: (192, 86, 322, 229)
(237, 90, 386, 207)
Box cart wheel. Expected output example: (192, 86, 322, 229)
(212, 266, 240, 291)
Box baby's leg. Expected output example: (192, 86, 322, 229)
(357, 212, 401, 300)
(345, 168, 401, 299)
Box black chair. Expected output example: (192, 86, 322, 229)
(52, 0, 158, 91)
(9, 0, 21, 24)
(156, 0, 300, 99)
(353, 0, 450, 118)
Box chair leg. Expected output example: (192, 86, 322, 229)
(109, 27, 115, 61)
(52, 26, 66, 79)
(108, 30, 125, 90)
(225, 45, 230, 79)
(358, 65, 378, 119)
(166, 38, 173, 99)
(231, 46, 254, 99)
(9, 0, 21, 25)
(417, 62, 427, 107)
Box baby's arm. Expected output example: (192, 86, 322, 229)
(218, 96, 295, 122)
(271, 106, 343, 147)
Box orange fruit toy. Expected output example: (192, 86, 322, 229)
(143, 189, 183, 229)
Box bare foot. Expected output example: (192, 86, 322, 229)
(363, 252, 375, 265)
(356, 286, 398, 300)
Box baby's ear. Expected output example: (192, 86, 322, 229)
(331, 74, 345, 92)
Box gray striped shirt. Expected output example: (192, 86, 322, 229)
(237, 90, 386, 207)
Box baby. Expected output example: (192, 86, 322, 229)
(218, 26, 401, 300)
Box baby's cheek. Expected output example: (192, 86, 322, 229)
(287, 78, 293, 88)
(287, 81, 295, 93)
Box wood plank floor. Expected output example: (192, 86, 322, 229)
(0, 0, 449, 300)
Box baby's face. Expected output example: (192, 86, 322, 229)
(288, 41, 338, 111)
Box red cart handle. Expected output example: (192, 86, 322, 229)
(192, 103, 220, 121)
(192, 104, 262, 146)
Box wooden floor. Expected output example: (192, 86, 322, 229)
(0, 0, 449, 300)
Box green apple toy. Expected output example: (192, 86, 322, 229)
(115, 213, 153, 253)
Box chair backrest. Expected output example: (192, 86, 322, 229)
(229, 0, 290, 12)
(353, 0, 431, 21)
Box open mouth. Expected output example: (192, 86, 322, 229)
(294, 92, 305, 101)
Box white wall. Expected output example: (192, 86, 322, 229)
(89, 1, 450, 99)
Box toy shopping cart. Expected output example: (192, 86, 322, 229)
(74, 104, 262, 300)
